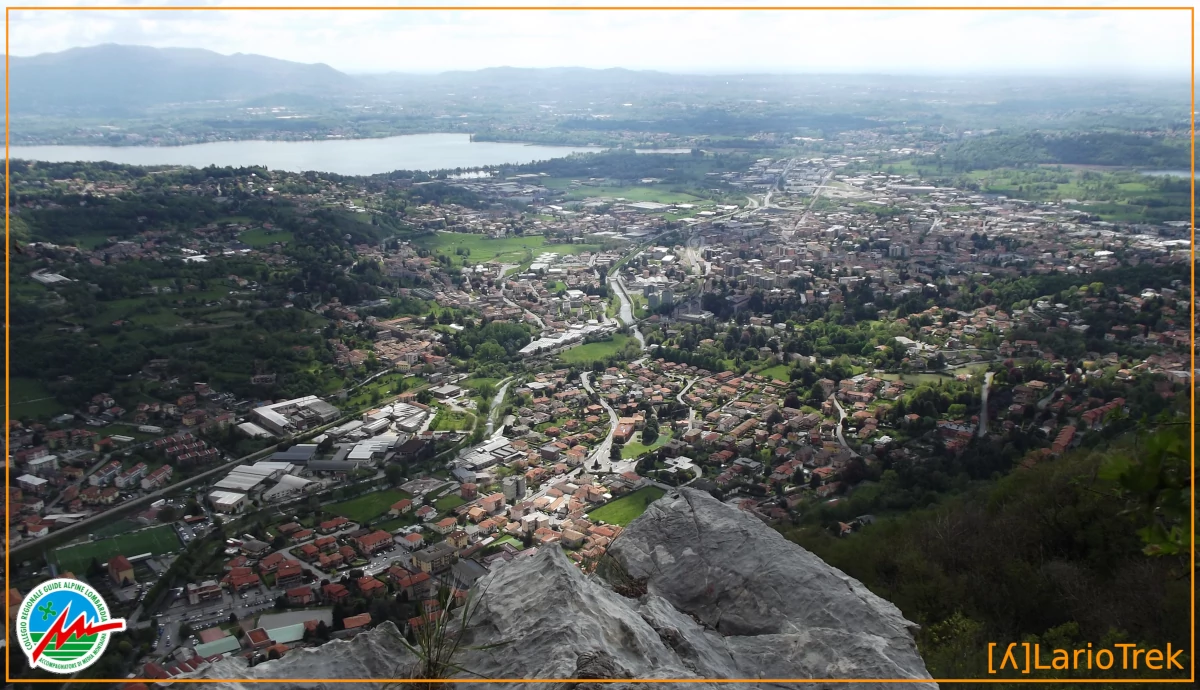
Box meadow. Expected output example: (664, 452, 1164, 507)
(329, 488, 413, 524)
(559, 334, 631, 364)
(586, 486, 667, 526)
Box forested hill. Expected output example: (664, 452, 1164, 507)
(784, 422, 1192, 685)
(938, 132, 1190, 172)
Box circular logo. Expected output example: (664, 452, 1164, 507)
(17, 578, 126, 674)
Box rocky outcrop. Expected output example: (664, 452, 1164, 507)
(185, 487, 935, 690)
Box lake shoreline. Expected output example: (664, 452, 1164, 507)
(8, 133, 605, 176)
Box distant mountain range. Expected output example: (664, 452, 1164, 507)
(0, 45, 736, 117)
(2, 44, 356, 115)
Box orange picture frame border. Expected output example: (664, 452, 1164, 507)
(4, 4, 1195, 686)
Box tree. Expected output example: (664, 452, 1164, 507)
(641, 425, 659, 445)
(385, 463, 405, 486)
(229, 612, 239, 625)
(158, 505, 177, 523)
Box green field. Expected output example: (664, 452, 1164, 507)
(434, 494, 466, 513)
(620, 430, 673, 460)
(429, 409, 474, 431)
(240, 228, 295, 247)
(413, 232, 604, 265)
(54, 525, 182, 574)
(756, 364, 792, 382)
(559, 334, 631, 365)
(329, 489, 412, 524)
(490, 534, 524, 550)
(587, 487, 667, 526)
(374, 515, 417, 533)
(8, 377, 65, 420)
(89, 519, 142, 540)
(461, 378, 501, 396)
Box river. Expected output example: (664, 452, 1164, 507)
(8, 133, 602, 175)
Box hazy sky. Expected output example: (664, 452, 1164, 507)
(6, 0, 1192, 78)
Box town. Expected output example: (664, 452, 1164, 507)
(5, 138, 1192, 680)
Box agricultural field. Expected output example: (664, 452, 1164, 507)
(559, 334, 631, 364)
(54, 525, 182, 574)
(328, 489, 412, 524)
(586, 486, 667, 526)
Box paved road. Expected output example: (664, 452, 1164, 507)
(831, 397, 860, 457)
(674, 376, 699, 430)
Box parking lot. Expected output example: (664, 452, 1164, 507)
(153, 582, 290, 656)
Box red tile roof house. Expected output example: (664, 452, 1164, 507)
(314, 536, 338, 553)
(353, 529, 395, 556)
(296, 544, 320, 561)
(337, 613, 372, 638)
(319, 516, 350, 533)
(286, 585, 314, 606)
(222, 567, 261, 592)
(395, 571, 433, 599)
(258, 552, 286, 575)
(433, 517, 459, 535)
(356, 576, 387, 598)
(322, 583, 350, 603)
(276, 561, 305, 587)
(245, 627, 273, 650)
(389, 499, 414, 515)
(277, 522, 302, 536)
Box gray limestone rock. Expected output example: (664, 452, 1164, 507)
(183, 487, 935, 690)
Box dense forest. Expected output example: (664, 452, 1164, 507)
(785, 423, 1192, 685)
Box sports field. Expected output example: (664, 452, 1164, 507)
(53, 525, 182, 574)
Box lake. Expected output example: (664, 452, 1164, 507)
(8, 133, 604, 176)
